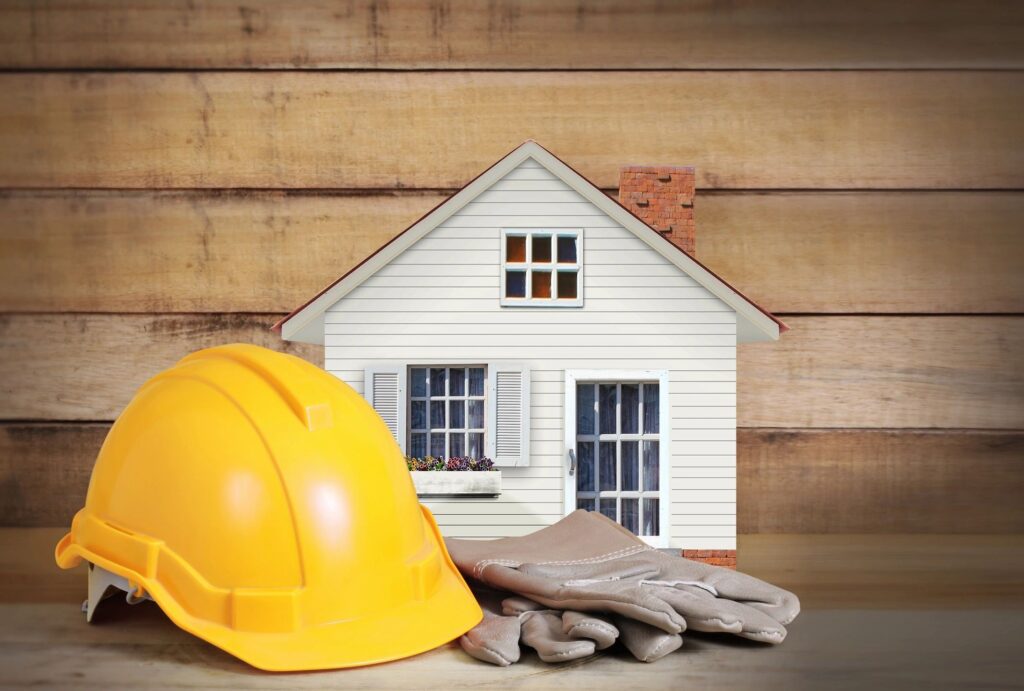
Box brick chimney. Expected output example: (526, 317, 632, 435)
(618, 166, 696, 255)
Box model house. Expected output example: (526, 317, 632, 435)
(275, 141, 785, 565)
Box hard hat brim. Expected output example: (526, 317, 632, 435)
(56, 508, 483, 671)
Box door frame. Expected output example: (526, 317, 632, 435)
(563, 369, 671, 548)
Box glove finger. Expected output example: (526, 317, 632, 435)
(656, 585, 788, 644)
(482, 564, 686, 635)
(700, 570, 801, 626)
(561, 610, 619, 650)
(459, 614, 523, 666)
(520, 611, 597, 663)
(613, 616, 683, 663)
(501, 595, 545, 615)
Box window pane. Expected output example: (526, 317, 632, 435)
(621, 498, 639, 535)
(532, 235, 552, 263)
(531, 271, 552, 298)
(577, 497, 595, 512)
(599, 497, 617, 521)
(576, 442, 595, 492)
(468, 432, 483, 459)
(506, 234, 526, 262)
(411, 400, 426, 430)
(643, 441, 660, 491)
(450, 368, 466, 396)
(449, 400, 465, 429)
(599, 442, 616, 491)
(430, 433, 445, 458)
(642, 498, 660, 537)
(576, 384, 595, 435)
(450, 433, 465, 457)
(556, 270, 577, 299)
(557, 235, 577, 263)
(621, 384, 639, 434)
(643, 383, 660, 434)
(410, 433, 427, 458)
(621, 441, 638, 491)
(430, 400, 445, 429)
(506, 270, 526, 298)
(411, 368, 427, 397)
(469, 368, 485, 396)
(599, 385, 617, 434)
(430, 368, 446, 396)
(467, 400, 484, 428)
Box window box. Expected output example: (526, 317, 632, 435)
(411, 470, 502, 498)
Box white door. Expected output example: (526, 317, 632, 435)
(564, 370, 671, 547)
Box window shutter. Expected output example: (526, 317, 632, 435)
(364, 366, 407, 454)
(486, 364, 530, 467)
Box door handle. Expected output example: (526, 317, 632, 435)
(567, 448, 576, 476)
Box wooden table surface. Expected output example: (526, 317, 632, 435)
(2, 529, 1023, 689)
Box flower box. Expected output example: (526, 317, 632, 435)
(411, 470, 501, 498)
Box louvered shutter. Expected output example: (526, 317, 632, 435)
(363, 366, 407, 454)
(486, 364, 531, 467)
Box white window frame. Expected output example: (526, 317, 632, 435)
(407, 365, 487, 460)
(500, 228, 584, 307)
(564, 369, 671, 548)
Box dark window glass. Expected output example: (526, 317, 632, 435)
(599, 385, 617, 434)
(577, 497, 595, 512)
(450, 433, 465, 457)
(531, 271, 552, 298)
(642, 498, 659, 536)
(430, 433, 445, 458)
(468, 400, 484, 428)
(557, 270, 577, 299)
(506, 270, 526, 298)
(621, 498, 639, 535)
(430, 400, 445, 429)
(576, 441, 595, 492)
(621, 441, 638, 491)
(506, 235, 526, 262)
(599, 442, 616, 491)
(532, 235, 552, 262)
(410, 433, 427, 458)
(599, 497, 617, 522)
(450, 368, 466, 396)
(430, 368, 446, 396)
(576, 384, 595, 435)
(557, 235, 577, 263)
(411, 400, 426, 430)
(621, 384, 639, 434)
(468, 433, 483, 459)
(410, 368, 426, 397)
(469, 368, 485, 396)
(643, 441, 660, 491)
(643, 383, 660, 434)
(449, 400, 465, 429)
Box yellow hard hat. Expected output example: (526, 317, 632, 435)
(55, 344, 482, 671)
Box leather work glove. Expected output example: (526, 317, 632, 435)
(459, 588, 619, 666)
(446, 511, 800, 645)
(460, 589, 682, 665)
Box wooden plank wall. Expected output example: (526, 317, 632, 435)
(0, 1, 1022, 532)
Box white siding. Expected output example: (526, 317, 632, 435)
(325, 161, 736, 549)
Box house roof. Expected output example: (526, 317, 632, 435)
(274, 140, 788, 345)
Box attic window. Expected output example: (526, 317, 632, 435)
(501, 229, 583, 307)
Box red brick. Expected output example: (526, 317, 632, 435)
(618, 165, 697, 256)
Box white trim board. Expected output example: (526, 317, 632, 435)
(278, 140, 783, 345)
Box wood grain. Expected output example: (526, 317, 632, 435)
(739, 316, 1024, 429)
(2, 191, 1022, 314)
(3, 314, 1020, 428)
(4, 425, 1021, 532)
(737, 429, 1024, 534)
(2, 1, 1022, 69)
(3, 72, 1022, 189)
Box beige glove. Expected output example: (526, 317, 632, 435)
(447, 510, 800, 644)
(459, 588, 619, 666)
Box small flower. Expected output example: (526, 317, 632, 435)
(446, 456, 470, 471)
(474, 456, 495, 471)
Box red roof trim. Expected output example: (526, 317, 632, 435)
(274, 140, 787, 335)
